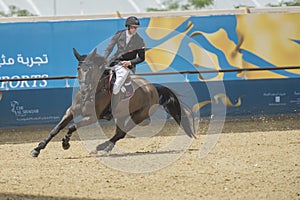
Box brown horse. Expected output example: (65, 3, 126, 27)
(30, 48, 195, 157)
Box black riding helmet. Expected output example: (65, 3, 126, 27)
(125, 16, 140, 27)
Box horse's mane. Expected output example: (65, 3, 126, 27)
(78, 51, 105, 67)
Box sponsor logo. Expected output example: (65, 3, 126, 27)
(10, 100, 39, 117)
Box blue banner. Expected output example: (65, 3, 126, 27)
(0, 13, 299, 127)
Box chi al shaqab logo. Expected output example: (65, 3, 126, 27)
(10, 100, 39, 117)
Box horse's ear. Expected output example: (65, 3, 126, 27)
(73, 48, 81, 61)
(91, 48, 97, 57)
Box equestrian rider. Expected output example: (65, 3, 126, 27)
(104, 16, 146, 97)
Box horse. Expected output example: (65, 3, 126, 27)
(30, 48, 195, 157)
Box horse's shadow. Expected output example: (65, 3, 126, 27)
(61, 150, 183, 160)
(96, 149, 183, 158)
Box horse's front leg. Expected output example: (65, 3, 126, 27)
(62, 124, 76, 150)
(30, 108, 73, 157)
(62, 108, 98, 150)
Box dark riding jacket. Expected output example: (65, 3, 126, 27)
(104, 29, 146, 73)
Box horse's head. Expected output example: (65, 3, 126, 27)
(73, 48, 106, 97)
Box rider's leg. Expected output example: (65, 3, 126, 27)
(111, 65, 130, 115)
(113, 64, 130, 95)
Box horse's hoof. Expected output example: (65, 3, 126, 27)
(96, 141, 114, 152)
(62, 142, 70, 150)
(30, 149, 40, 157)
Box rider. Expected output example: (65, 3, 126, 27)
(103, 16, 146, 118)
(104, 16, 146, 94)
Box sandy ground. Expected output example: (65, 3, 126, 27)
(0, 117, 299, 200)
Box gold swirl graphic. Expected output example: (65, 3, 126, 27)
(192, 100, 211, 113)
(146, 21, 193, 72)
(145, 14, 300, 78)
(236, 13, 300, 75)
(191, 28, 286, 80)
(146, 17, 189, 40)
(188, 42, 222, 81)
(198, 28, 242, 68)
(192, 93, 242, 112)
(213, 93, 242, 107)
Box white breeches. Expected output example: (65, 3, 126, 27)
(111, 64, 130, 94)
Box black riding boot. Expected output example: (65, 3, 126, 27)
(102, 93, 121, 120)
(111, 92, 121, 117)
(102, 106, 113, 120)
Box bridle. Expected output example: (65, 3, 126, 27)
(77, 58, 113, 105)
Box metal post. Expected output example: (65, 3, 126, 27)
(65, 78, 70, 88)
(53, 0, 56, 16)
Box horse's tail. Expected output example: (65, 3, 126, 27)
(155, 85, 196, 138)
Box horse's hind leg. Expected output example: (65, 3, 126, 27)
(30, 108, 73, 157)
(96, 113, 145, 152)
(95, 117, 129, 152)
(95, 125, 126, 152)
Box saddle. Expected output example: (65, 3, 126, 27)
(108, 71, 135, 101)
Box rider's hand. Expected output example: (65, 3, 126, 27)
(121, 61, 131, 68)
